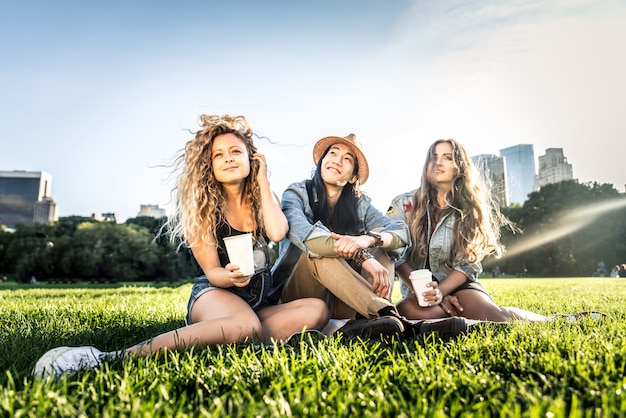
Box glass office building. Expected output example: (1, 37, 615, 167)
(0, 170, 57, 228)
(499, 144, 536, 205)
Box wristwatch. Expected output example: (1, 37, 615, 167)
(367, 231, 383, 247)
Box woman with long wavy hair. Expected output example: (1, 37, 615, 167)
(34, 114, 329, 379)
(388, 139, 546, 322)
(272, 134, 471, 340)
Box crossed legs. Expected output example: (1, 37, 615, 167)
(281, 251, 395, 319)
(397, 288, 546, 322)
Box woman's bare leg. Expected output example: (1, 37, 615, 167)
(126, 289, 261, 356)
(256, 298, 330, 341)
(396, 295, 450, 320)
(397, 289, 547, 322)
(453, 289, 546, 322)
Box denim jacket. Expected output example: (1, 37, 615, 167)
(387, 190, 482, 285)
(270, 180, 410, 297)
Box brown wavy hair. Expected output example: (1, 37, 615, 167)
(164, 114, 262, 249)
(407, 139, 514, 265)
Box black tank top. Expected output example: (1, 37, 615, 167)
(215, 221, 272, 309)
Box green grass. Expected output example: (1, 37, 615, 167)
(1, 278, 625, 417)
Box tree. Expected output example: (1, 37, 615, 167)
(0, 228, 13, 277)
(126, 216, 201, 281)
(498, 181, 626, 277)
(1, 217, 201, 283)
(4, 225, 56, 282)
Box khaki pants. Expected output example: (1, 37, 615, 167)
(281, 249, 395, 319)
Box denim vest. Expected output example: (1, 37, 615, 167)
(269, 180, 410, 299)
(387, 190, 482, 296)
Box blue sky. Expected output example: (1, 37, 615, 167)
(2, 0, 625, 222)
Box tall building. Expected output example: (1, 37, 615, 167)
(137, 204, 166, 218)
(534, 148, 574, 190)
(0, 170, 58, 228)
(472, 154, 509, 207)
(499, 144, 536, 205)
(33, 196, 59, 225)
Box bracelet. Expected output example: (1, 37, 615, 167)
(353, 248, 373, 268)
(366, 231, 383, 247)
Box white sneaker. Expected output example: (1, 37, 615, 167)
(547, 311, 607, 323)
(33, 346, 104, 379)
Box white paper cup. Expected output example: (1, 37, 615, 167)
(223, 233, 255, 276)
(409, 269, 433, 307)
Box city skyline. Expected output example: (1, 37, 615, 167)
(0, 141, 604, 227)
(2, 1, 625, 222)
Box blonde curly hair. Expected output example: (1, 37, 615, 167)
(164, 114, 263, 249)
(408, 139, 514, 265)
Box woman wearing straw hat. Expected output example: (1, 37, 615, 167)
(271, 134, 470, 340)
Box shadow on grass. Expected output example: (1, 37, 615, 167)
(1, 316, 186, 389)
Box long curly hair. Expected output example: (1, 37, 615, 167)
(407, 139, 514, 265)
(164, 114, 262, 249)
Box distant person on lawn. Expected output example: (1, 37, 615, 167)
(609, 264, 620, 277)
(387, 139, 548, 322)
(34, 114, 329, 379)
(271, 133, 471, 339)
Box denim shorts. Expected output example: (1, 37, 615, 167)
(185, 277, 219, 326)
(185, 273, 272, 325)
(450, 279, 492, 299)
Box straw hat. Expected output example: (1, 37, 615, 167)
(312, 133, 369, 184)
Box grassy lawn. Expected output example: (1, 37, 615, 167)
(1, 278, 625, 417)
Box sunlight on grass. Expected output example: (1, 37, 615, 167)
(1, 278, 625, 417)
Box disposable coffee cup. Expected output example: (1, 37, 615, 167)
(223, 233, 255, 276)
(409, 269, 433, 307)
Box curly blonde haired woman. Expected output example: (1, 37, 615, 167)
(388, 139, 546, 322)
(34, 114, 329, 379)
